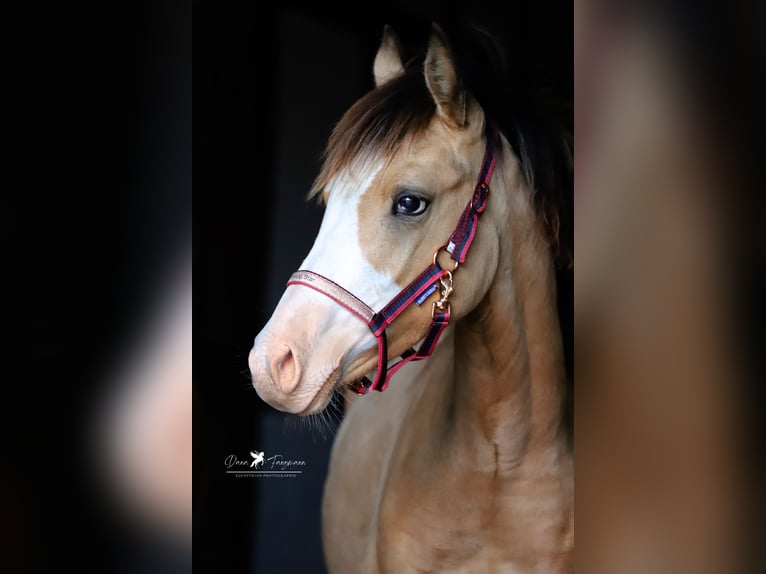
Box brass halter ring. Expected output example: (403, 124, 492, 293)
(432, 245, 459, 272)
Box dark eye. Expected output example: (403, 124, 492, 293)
(393, 194, 430, 217)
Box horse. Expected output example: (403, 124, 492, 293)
(249, 23, 573, 573)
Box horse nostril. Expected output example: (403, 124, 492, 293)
(271, 345, 300, 393)
(278, 348, 295, 381)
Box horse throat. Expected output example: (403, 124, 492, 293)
(450, 202, 569, 474)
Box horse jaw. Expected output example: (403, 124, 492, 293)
(249, 162, 400, 414)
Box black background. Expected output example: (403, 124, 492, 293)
(8, 0, 190, 572)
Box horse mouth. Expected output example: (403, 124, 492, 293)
(294, 348, 383, 415)
(296, 364, 344, 416)
(338, 349, 389, 393)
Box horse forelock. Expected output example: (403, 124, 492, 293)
(310, 29, 572, 270)
(310, 67, 436, 202)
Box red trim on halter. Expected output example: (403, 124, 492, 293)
(287, 272, 374, 323)
(377, 307, 451, 391)
(286, 124, 500, 395)
(446, 126, 497, 262)
(370, 263, 446, 336)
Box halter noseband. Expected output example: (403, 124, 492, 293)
(287, 124, 499, 395)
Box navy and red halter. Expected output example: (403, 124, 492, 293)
(287, 124, 499, 395)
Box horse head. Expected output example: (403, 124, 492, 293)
(250, 25, 512, 414)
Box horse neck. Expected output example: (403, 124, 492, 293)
(450, 158, 568, 468)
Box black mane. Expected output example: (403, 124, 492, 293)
(450, 23, 573, 267)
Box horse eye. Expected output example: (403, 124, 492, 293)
(393, 194, 429, 217)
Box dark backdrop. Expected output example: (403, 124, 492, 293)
(8, 0, 191, 572)
(195, 2, 571, 573)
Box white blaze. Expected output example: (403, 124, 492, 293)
(250, 161, 401, 408)
(294, 162, 400, 359)
(302, 163, 399, 304)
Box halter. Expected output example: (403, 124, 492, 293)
(287, 124, 499, 395)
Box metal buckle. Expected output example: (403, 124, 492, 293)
(432, 245, 459, 272)
(469, 182, 489, 212)
(349, 377, 372, 395)
(431, 300, 451, 318)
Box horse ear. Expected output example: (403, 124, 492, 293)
(424, 24, 466, 128)
(373, 25, 405, 87)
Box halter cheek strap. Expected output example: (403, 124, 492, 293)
(287, 124, 499, 395)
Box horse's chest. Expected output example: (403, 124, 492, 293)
(322, 375, 510, 572)
(373, 454, 510, 572)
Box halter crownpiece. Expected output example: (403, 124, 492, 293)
(287, 124, 500, 395)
